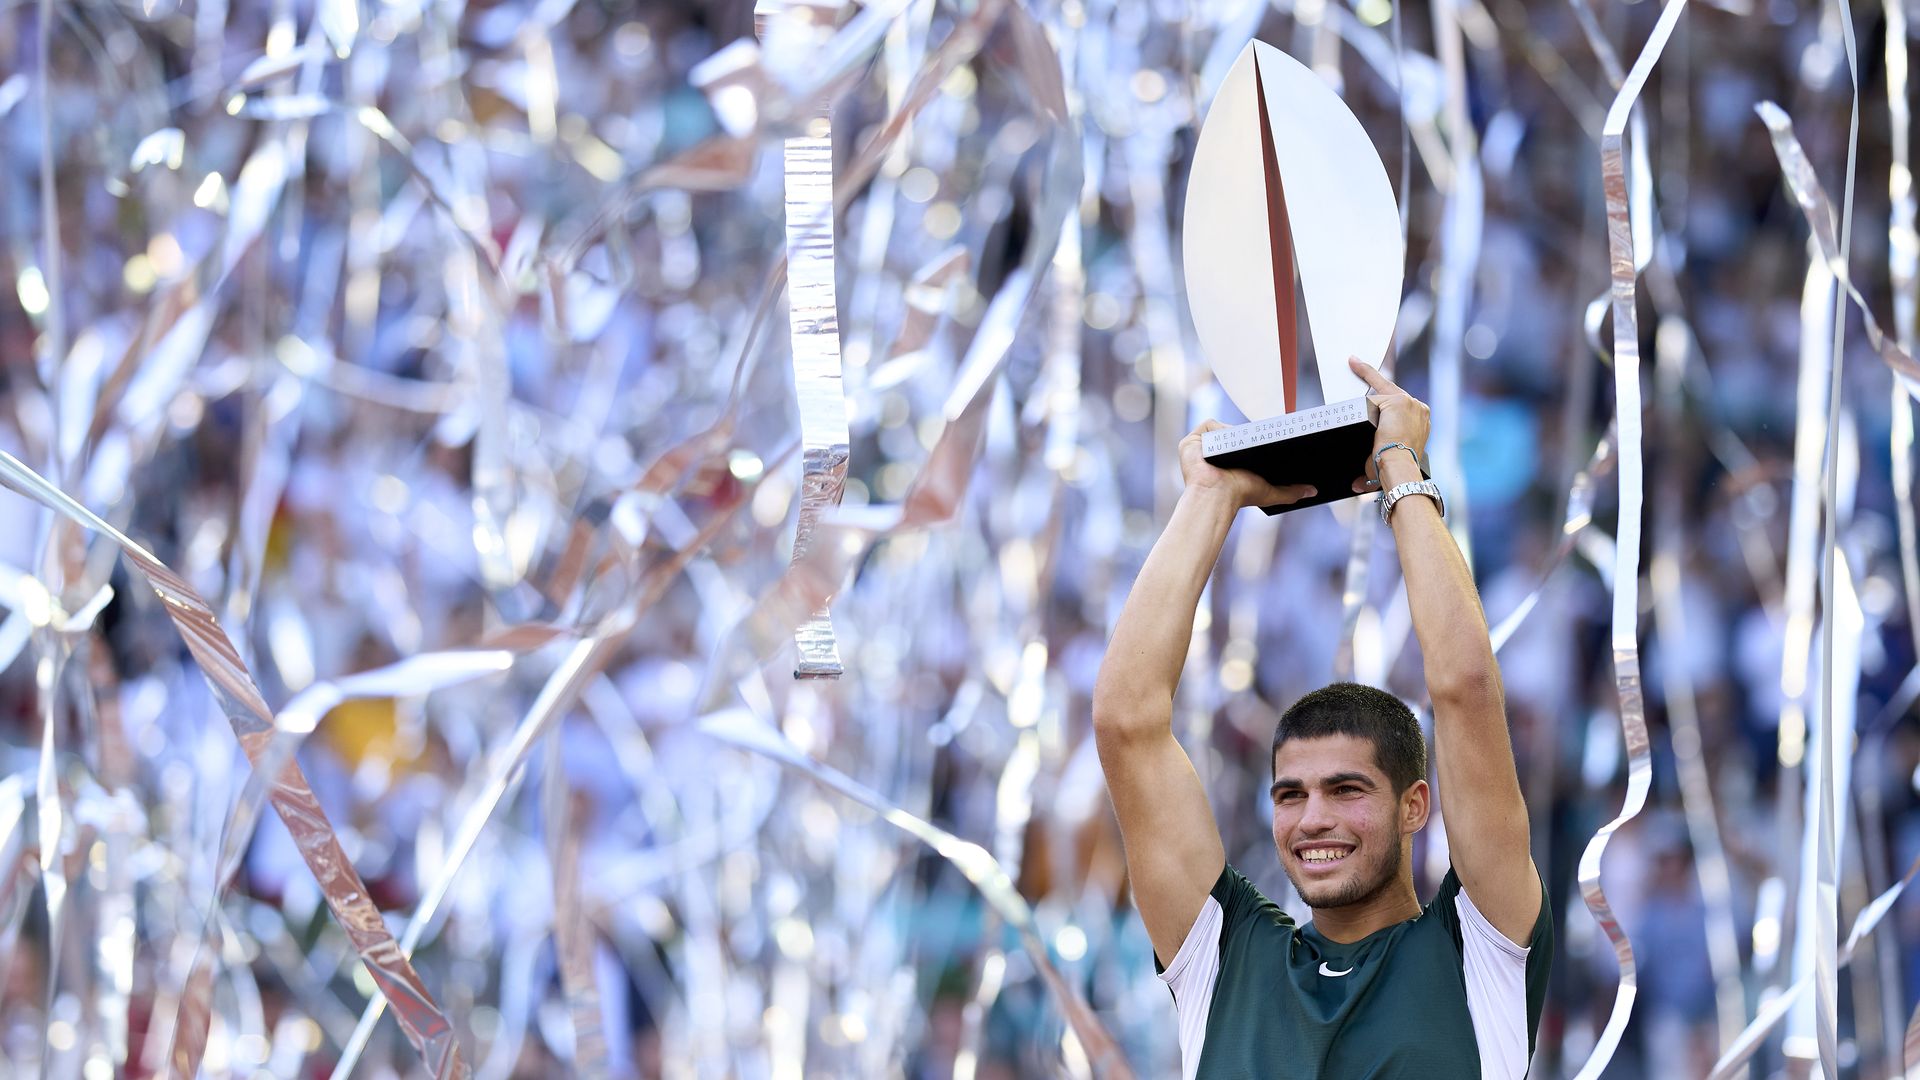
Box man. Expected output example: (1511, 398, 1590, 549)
(1092, 359, 1551, 1079)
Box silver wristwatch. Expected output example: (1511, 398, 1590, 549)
(1379, 479, 1444, 524)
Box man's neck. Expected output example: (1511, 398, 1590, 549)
(1308, 875, 1422, 943)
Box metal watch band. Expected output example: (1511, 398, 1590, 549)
(1379, 479, 1444, 524)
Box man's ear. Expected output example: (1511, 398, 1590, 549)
(1400, 778, 1431, 834)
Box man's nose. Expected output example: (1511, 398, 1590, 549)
(1298, 793, 1337, 832)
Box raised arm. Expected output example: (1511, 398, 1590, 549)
(1351, 358, 1541, 944)
(1093, 424, 1315, 965)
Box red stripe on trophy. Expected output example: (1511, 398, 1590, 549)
(1253, 55, 1300, 414)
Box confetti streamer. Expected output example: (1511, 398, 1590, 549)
(1758, 105, 1920, 391)
(1425, 0, 1481, 562)
(1757, 87, 1860, 1073)
(1809, 9, 1863, 1070)
(0, 451, 468, 1078)
(15, 1, 1920, 1075)
(34, 0, 65, 406)
(1886, 0, 1920, 694)
(1571, 2, 1690, 1076)
(698, 708, 1132, 1078)
(1706, 851, 1920, 1078)
(1652, 324, 1748, 1050)
(544, 741, 609, 1079)
(327, 448, 776, 1077)
(1488, 425, 1611, 655)
(1908, 1002, 1920, 1078)
(151, 649, 515, 1075)
(762, 1, 854, 679)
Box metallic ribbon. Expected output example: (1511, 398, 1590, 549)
(1883, 16, 1920, 1042)
(693, 0, 1077, 693)
(1886, 0, 1920, 672)
(762, 0, 853, 679)
(699, 708, 1132, 1078)
(1774, 247, 1836, 1061)
(1652, 322, 1747, 1050)
(154, 649, 514, 1075)
(1708, 852, 1920, 1078)
(328, 438, 777, 1077)
(1807, 10, 1862, 1068)
(1757, 104, 1920, 388)
(1756, 93, 1862, 1073)
(0, 450, 469, 1078)
(1572, 2, 1689, 1075)
(1426, 0, 1480, 564)
(33, 626, 74, 1071)
(1487, 424, 1611, 655)
(1333, 0, 1415, 683)
(1908, 1000, 1920, 1078)
(35, 0, 65, 417)
(544, 738, 609, 1078)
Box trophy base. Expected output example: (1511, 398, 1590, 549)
(1200, 396, 1379, 515)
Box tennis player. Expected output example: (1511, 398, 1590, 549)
(1092, 359, 1551, 1078)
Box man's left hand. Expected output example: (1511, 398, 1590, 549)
(1348, 357, 1430, 493)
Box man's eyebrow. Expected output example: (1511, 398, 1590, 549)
(1268, 772, 1379, 798)
(1321, 772, 1378, 789)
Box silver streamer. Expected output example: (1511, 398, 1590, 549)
(1573, 2, 1689, 1075)
(0, 451, 468, 1077)
(1882, 0, 1920, 1033)
(1886, 0, 1920, 674)
(1759, 96, 1871, 1074)
(1707, 852, 1920, 1078)
(12, 0, 1920, 1074)
(764, 0, 853, 680)
(698, 708, 1131, 1077)
(545, 735, 610, 1080)
(1758, 105, 1920, 389)
(1425, 0, 1480, 565)
(1488, 425, 1611, 655)
(1909, 1006, 1920, 1079)
(1807, 7, 1862, 1068)
(1652, 323, 1747, 1050)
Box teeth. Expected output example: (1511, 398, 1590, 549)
(1301, 849, 1350, 863)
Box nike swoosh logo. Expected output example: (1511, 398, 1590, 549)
(1319, 962, 1354, 977)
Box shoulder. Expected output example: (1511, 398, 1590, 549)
(1456, 869, 1552, 953)
(1156, 863, 1293, 980)
(1210, 863, 1294, 933)
(1420, 868, 1468, 944)
(1426, 868, 1551, 950)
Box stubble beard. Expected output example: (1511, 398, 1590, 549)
(1287, 837, 1403, 911)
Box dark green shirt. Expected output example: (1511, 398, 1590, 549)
(1156, 863, 1552, 1079)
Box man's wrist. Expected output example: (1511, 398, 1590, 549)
(1377, 455, 1426, 489)
(1180, 481, 1243, 519)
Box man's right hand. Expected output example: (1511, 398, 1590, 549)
(1180, 420, 1318, 509)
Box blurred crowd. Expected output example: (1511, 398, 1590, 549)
(1, 0, 1918, 1077)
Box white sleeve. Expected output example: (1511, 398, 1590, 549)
(1455, 888, 1534, 1080)
(1156, 895, 1225, 1080)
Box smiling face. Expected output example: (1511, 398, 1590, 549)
(1269, 733, 1428, 910)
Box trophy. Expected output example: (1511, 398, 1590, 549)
(1183, 41, 1405, 513)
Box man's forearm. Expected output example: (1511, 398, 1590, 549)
(1380, 456, 1501, 707)
(1352, 362, 1537, 937)
(1092, 485, 1238, 725)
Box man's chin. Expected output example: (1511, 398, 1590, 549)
(1296, 879, 1362, 909)
(1285, 855, 1397, 910)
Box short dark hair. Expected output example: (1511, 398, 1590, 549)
(1272, 683, 1427, 794)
